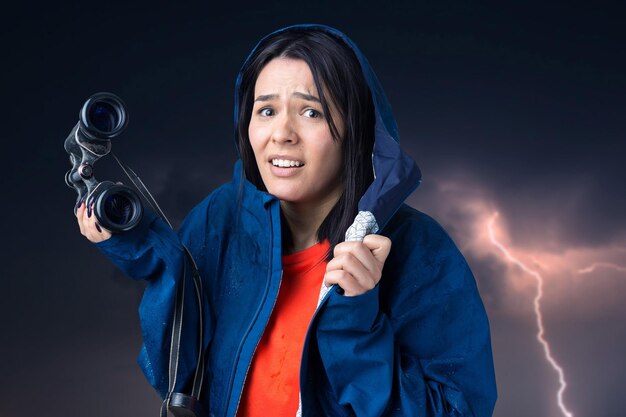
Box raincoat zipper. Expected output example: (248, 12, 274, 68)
(225, 199, 282, 417)
(232, 270, 283, 417)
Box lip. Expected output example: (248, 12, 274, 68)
(269, 164, 303, 177)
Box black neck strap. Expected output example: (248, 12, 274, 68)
(112, 153, 205, 417)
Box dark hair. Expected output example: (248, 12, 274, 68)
(236, 27, 375, 255)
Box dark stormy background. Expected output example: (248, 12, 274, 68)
(2, 2, 625, 416)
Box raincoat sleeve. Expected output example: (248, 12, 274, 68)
(94, 197, 215, 398)
(310, 211, 497, 417)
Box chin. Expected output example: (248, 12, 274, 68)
(267, 189, 302, 202)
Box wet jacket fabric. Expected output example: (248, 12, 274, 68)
(96, 24, 496, 417)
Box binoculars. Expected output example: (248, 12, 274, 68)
(64, 93, 206, 417)
(64, 92, 143, 232)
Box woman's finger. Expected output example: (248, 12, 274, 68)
(76, 200, 112, 242)
(324, 235, 392, 296)
(95, 219, 113, 240)
(327, 252, 377, 289)
(76, 202, 86, 236)
(333, 241, 380, 275)
(87, 201, 112, 242)
(324, 269, 366, 296)
(362, 234, 392, 264)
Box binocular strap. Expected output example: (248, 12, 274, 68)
(109, 153, 205, 416)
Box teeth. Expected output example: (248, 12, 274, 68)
(272, 159, 303, 167)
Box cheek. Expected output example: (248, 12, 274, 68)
(324, 140, 343, 167)
(248, 124, 264, 160)
(314, 140, 343, 181)
(331, 151, 343, 179)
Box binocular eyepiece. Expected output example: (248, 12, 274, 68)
(64, 92, 143, 232)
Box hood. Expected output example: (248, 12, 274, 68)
(234, 24, 422, 241)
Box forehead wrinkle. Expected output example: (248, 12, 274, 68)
(253, 90, 321, 104)
(292, 92, 320, 103)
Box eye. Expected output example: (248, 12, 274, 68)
(258, 107, 274, 117)
(304, 108, 322, 118)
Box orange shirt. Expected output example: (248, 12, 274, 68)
(236, 241, 330, 417)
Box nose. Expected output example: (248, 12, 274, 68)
(271, 112, 298, 144)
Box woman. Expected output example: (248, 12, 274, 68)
(76, 24, 497, 417)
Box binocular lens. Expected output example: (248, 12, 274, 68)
(79, 92, 128, 140)
(89, 101, 119, 133)
(104, 193, 134, 225)
(94, 183, 143, 232)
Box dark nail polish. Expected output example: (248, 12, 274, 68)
(87, 204, 92, 218)
(95, 223, 102, 233)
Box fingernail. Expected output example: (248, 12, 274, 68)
(87, 204, 92, 218)
(74, 200, 81, 210)
(95, 223, 102, 233)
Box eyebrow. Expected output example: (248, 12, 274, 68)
(254, 92, 321, 103)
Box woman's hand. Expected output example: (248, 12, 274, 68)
(76, 201, 112, 243)
(324, 235, 391, 296)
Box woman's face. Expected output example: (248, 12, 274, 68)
(249, 58, 344, 207)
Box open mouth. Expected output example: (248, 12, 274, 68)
(271, 159, 304, 167)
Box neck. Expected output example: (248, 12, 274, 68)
(280, 195, 340, 254)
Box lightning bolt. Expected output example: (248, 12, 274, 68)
(487, 212, 574, 417)
(578, 262, 626, 274)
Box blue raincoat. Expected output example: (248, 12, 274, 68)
(96, 24, 496, 417)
